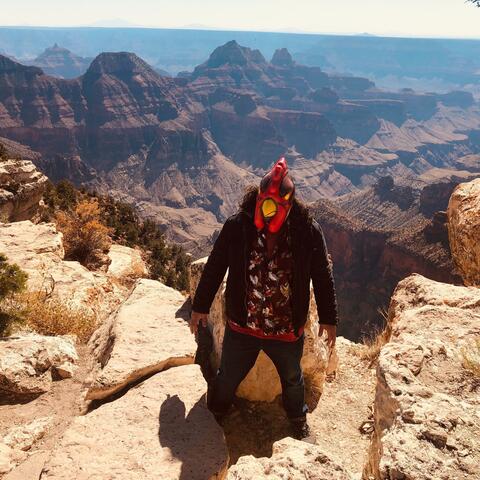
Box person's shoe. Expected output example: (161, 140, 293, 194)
(290, 418, 317, 444)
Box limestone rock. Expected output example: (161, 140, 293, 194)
(3, 451, 49, 480)
(226, 437, 353, 479)
(0, 221, 127, 318)
(0, 443, 23, 476)
(364, 274, 480, 480)
(107, 244, 148, 281)
(0, 159, 47, 222)
(190, 257, 328, 406)
(41, 365, 229, 480)
(447, 178, 480, 286)
(0, 334, 78, 395)
(3, 417, 53, 451)
(87, 279, 195, 400)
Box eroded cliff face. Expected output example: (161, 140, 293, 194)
(313, 177, 465, 340)
(1, 43, 479, 249)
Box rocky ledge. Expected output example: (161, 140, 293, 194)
(364, 274, 480, 479)
(0, 158, 47, 222)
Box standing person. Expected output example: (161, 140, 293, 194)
(190, 157, 338, 440)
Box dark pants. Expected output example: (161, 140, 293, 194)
(207, 324, 308, 419)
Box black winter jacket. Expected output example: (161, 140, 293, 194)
(192, 207, 338, 335)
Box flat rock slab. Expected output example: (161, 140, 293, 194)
(0, 334, 77, 395)
(41, 364, 229, 480)
(227, 437, 353, 479)
(87, 279, 196, 400)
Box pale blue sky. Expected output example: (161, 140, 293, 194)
(2, 0, 479, 38)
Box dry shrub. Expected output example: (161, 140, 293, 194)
(351, 308, 391, 366)
(0, 290, 96, 343)
(115, 258, 147, 288)
(461, 337, 480, 378)
(56, 199, 112, 269)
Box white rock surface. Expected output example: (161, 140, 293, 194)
(0, 221, 128, 318)
(3, 451, 49, 480)
(0, 417, 52, 476)
(107, 244, 148, 280)
(226, 437, 353, 479)
(0, 334, 78, 395)
(364, 274, 480, 480)
(447, 177, 480, 286)
(87, 279, 196, 400)
(0, 159, 47, 222)
(41, 365, 229, 480)
(190, 257, 329, 406)
(0, 443, 21, 476)
(3, 417, 53, 452)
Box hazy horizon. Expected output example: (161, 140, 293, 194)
(1, 0, 480, 39)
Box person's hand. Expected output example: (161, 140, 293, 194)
(319, 324, 336, 349)
(190, 311, 208, 335)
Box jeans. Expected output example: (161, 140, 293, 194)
(207, 324, 308, 419)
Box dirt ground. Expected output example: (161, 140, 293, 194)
(1, 340, 376, 479)
(221, 338, 377, 477)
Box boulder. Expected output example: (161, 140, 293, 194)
(226, 437, 353, 479)
(107, 244, 148, 281)
(41, 365, 229, 480)
(0, 221, 127, 318)
(447, 178, 480, 286)
(3, 417, 52, 452)
(87, 279, 196, 400)
(190, 258, 329, 406)
(364, 274, 480, 480)
(0, 334, 78, 396)
(0, 159, 47, 222)
(0, 417, 52, 475)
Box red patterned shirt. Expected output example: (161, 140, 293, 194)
(228, 223, 298, 341)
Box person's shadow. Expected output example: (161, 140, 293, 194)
(158, 394, 228, 480)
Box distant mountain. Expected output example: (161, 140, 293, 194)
(1, 27, 479, 91)
(27, 44, 93, 78)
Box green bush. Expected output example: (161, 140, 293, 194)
(0, 254, 27, 301)
(0, 253, 28, 336)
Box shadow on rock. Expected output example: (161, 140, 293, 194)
(159, 393, 225, 480)
(222, 397, 292, 465)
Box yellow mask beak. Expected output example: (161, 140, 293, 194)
(261, 198, 278, 218)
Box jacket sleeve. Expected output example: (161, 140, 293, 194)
(191, 217, 232, 314)
(310, 220, 339, 326)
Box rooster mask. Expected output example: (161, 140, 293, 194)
(254, 157, 295, 233)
